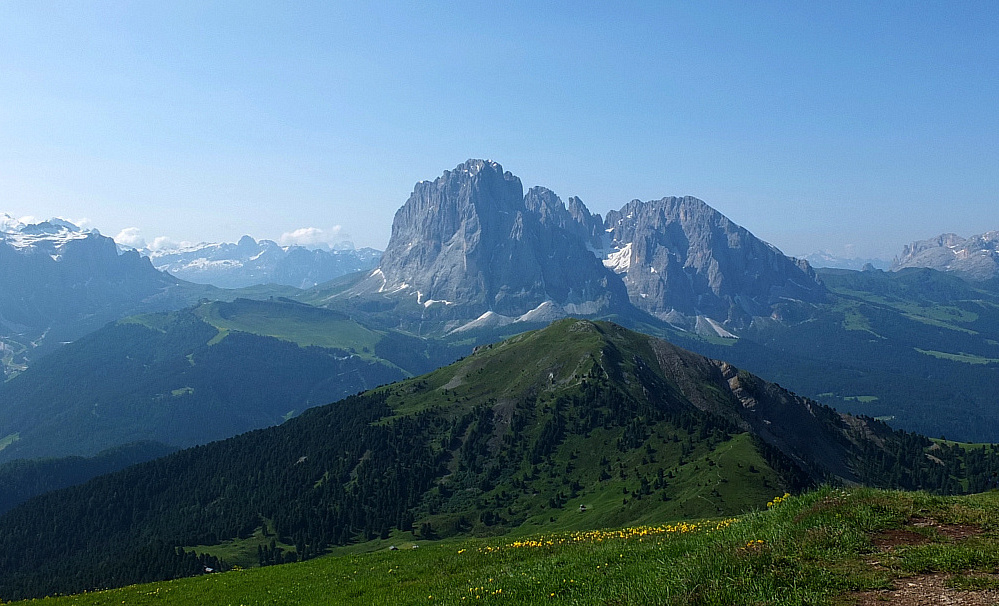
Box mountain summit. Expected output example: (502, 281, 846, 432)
(892, 230, 999, 281)
(347, 160, 630, 327)
(328, 160, 822, 335)
(602, 197, 824, 329)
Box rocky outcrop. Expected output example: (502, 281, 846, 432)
(601, 197, 825, 328)
(892, 231, 999, 281)
(356, 160, 629, 323)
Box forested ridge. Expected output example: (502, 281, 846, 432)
(717, 268, 999, 441)
(0, 441, 176, 515)
(1, 319, 998, 600)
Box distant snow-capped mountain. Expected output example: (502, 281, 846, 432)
(0, 214, 190, 376)
(0, 213, 96, 256)
(133, 236, 381, 289)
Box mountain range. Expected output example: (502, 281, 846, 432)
(319, 160, 824, 337)
(134, 236, 381, 289)
(0, 215, 202, 377)
(800, 250, 889, 271)
(4, 160, 999, 471)
(303, 162, 999, 441)
(2, 160, 999, 600)
(0, 212, 391, 379)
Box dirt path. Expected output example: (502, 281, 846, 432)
(849, 573, 999, 606)
(844, 517, 999, 606)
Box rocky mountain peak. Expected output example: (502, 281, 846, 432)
(601, 196, 824, 329)
(892, 230, 999, 281)
(339, 162, 826, 335)
(360, 160, 628, 325)
(236, 235, 260, 255)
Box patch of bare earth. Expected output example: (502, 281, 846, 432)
(873, 517, 983, 550)
(847, 517, 996, 606)
(849, 573, 999, 606)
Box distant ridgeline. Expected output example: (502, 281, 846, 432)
(1, 320, 997, 600)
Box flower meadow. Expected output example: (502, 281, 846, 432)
(15, 487, 999, 606)
(477, 519, 738, 553)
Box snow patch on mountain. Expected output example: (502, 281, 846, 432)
(449, 310, 515, 333)
(602, 242, 632, 273)
(0, 215, 99, 255)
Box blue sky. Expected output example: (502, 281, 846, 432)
(1, 2, 996, 259)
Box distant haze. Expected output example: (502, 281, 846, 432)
(1, 3, 995, 260)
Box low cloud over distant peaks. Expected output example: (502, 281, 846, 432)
(113, 228, 190, 252)
(114, 227, 146, 249)
(279, 226, 349, 249)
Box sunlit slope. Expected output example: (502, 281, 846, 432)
(5, 319, 994, 599)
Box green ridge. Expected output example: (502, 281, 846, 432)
(4, 319, 999, 601)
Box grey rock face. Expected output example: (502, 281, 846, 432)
(346, 161, 825, 334)
(602, 197, 825, 327)
(370, 160, 628, 319)
(892, 231, 999, 281)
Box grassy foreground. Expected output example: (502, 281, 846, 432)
(10, 487, 999, 606)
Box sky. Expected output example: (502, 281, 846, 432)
(1, 1, 996, 259)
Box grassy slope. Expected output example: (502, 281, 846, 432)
(178, 320, 793, 569)
(181, 430, 786, 571)
(20, 487, 999, 606)
(192, 299, 384, 356)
